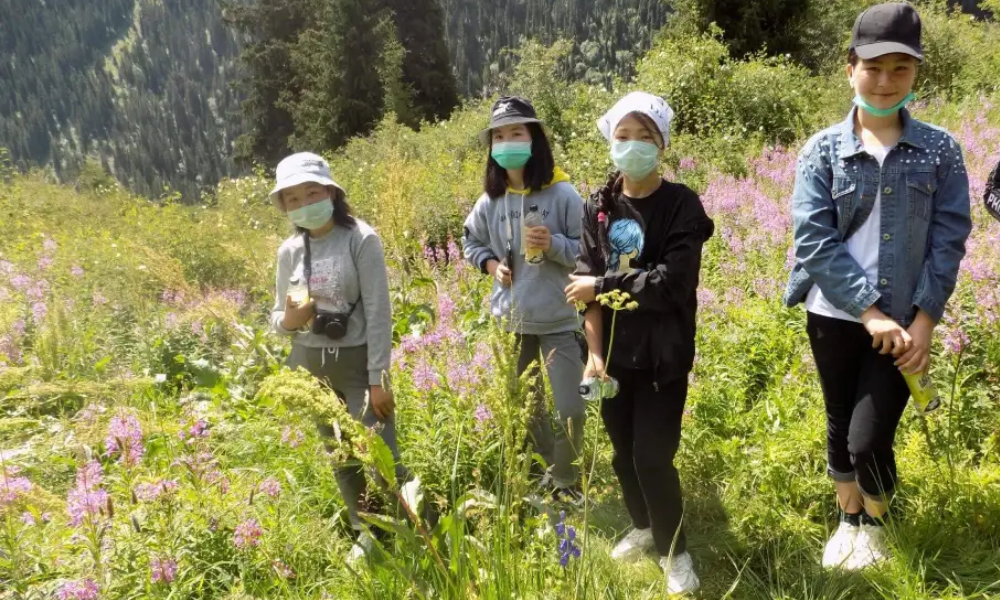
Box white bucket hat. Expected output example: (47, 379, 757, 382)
(597, 91, 675, 148)
(269, 152, 345, 212)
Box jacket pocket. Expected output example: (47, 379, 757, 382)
(906, 172, 936, 221)
(832, 177, 857, 230)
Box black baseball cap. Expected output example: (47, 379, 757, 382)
(850, 2, 923, 62)
(478, 96, 543, 144)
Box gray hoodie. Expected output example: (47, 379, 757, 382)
(271, 219, 392, 386)
(463, 177, 584, 335)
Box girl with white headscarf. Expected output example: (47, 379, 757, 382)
(566, 92, 714, 595)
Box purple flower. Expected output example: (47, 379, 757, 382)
(135, 479, 178, 503)
(92, 291, 108, 306)
(258, 477, 282, 499)
(446, 239, 462, 265)
(281, 426, 305, 448)
(423, 244, 439, 264)
(474, 404, 493, 427)
(10, 274, 31, 291)
(1, 465, 32, 508)
(179, 419, 209, 444)
(272, 559, 295, 579)
(31, 301, 47, 324)
(555, 511, 581, 567)
(412, 361, 439, 392)
(57, 579, 99, 600)
(67, 461, 108, 527)
(234, 518, 263, 549)
(679, 157, 697, 170)
(43, 238, 58, 254)
(164, 312, 179, 329)
(0, 260, 14, 275)
(37, 256, 53, 271)
(216, 289, 248, 307)
(71, 266, 85, 278)
(0, 334, 21, 364)
(944, 328, 970, 354)
(151, 556, 178, 584)
(105, 413, 145, 467)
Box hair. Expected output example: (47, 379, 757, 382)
(484, 122, 556, 199)
(591, 171, 625, 266)
(849, 50, 860, 66)
(623, 111, 665, 149)
(283, 185, 356, 234)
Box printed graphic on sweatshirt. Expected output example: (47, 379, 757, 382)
(608, 219, 644, 273)
(307, 256, 346, 312)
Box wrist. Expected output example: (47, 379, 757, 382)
(860, 305, 882, 325)
(484, 259, 499, 275)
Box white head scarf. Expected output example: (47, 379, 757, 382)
(597, 91, 675, 148)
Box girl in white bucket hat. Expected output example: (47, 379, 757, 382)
(269, 152, 407, 564)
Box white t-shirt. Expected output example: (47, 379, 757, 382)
(805, 144, 893, 322)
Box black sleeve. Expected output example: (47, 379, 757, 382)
(600, 190, 714, 313)
(575, 201, 605, 277)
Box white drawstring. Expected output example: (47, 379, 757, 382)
(320, 346, 340, 368)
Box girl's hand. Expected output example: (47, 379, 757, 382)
(861, 307, 912, 356)
(526, 226, 552, 252)
(565, 275, 597, 304)
(584, 353, 607, 380)
(487, 259, 512, 287)
(281, 294, 316, 331)
(896, 312, 935, 375)
(370, 385, 395, 420)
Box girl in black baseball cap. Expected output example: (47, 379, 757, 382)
(783, 1, 973, 572)
(463, 96, 589, 505)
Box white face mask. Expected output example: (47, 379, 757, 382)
(611, 140, 660, 180)
(287, 198, 334, 229)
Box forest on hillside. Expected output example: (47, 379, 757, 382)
(0, 0, 992, 202)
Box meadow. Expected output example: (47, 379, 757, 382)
(2, 6, 1000, 599)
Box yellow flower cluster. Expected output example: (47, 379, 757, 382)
(597, 290, 639, 312)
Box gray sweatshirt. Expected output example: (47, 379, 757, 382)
(463, 177, 584, 335)
(271, 220, 392, 386)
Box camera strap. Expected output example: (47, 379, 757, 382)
(302, 230, 358, 315)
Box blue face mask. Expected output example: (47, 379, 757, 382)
(491, 142, 532, 170)
(611, 140, 660, 180)
(854, 92, 917, 117)
(288, 198, 334, 230)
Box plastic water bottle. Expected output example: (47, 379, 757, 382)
(287, 277, 309, 306)
(523, 204, 545, 265)
(903, 371, 941, 415)
(580, 377, 619, 402)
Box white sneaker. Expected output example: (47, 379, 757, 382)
(845, 524, 889, 570)
(346, 532, 374, 566)
(610, 527, 655, 562)
(822, 521, 859, 569)
(660, 552, 700, 595)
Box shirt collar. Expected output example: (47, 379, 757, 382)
(835, 106, 926, 161)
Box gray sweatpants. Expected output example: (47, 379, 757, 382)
(517, 331, 586, 489)
(287, 344, 407, 531)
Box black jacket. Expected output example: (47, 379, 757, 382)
(576, 181, 714, 385)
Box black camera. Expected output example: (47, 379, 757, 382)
(311, 311, 352, 340)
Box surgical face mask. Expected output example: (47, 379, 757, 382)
(611, 140, 660, 180)
(854, 92, 917, 117)
(288, 198, 334, 230)
(491, 141, 532, 169)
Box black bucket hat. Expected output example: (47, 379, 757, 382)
(478, 96, 543, 145)
(850, 2, 923, 61)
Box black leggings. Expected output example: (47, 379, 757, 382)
(602, 367, 688, 556)
(806, 312, 912, 501)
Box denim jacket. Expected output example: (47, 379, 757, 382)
(783, 107, 972, 327)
